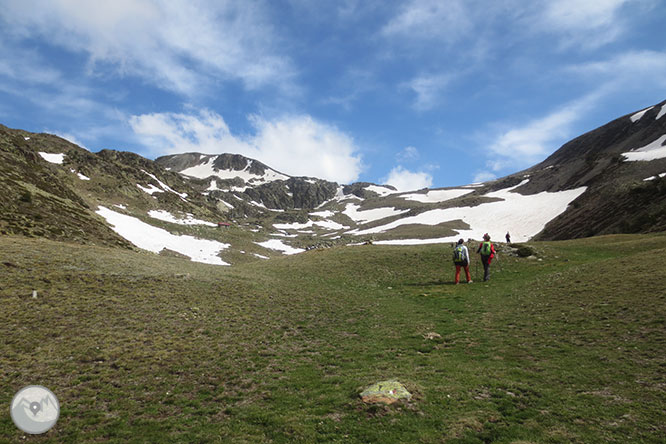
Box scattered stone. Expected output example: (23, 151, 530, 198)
(360, 380, 411, 405)
(423, 332, 442, 340)
(32, 290, 37, 299)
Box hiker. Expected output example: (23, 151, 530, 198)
(505, 231, 511, 243)
(477, 233, 496, 282)
(452, 238, 472, 284)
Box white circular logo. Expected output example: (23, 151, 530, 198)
(10, 385, 59, 434)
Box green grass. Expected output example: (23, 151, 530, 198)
(1, 233, 665, 443)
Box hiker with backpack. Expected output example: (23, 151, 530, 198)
(477, 233, 496, 282)
(452, 238, 472, 284)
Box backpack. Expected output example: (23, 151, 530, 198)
(453, 245, 466, 264)
(481, 241, 492, 256)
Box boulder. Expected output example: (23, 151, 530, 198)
(360, 380, 411, 405)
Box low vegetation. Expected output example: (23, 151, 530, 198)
(1, 233, 665, 443)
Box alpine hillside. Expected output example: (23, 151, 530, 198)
(1, 99, 665, 266)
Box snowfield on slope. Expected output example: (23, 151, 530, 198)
(351, 180, 586, 244)
(180, 157, 289, 184)
(148, 210, 217, 226)
(622, 135, 666, 161)
(273, 219, 348, 231)
(342, 203, 409, 224)
(400, 188, 473, 203)
(39, 152, 65, 164)
(96, 206, 230, 265)
(255, 239, 305, 255)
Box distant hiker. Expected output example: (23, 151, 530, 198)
(505, 232, 511, 243)
(477, 233, 496, 282)
(452, 239, 472, 284)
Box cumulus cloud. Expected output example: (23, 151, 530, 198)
(130, 109, 363, 183)
(383, 166, 433, 192)
(0, 0, 294, 95)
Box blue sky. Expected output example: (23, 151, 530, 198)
(1, 0, 665, 190)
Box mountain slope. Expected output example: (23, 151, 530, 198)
(526, 99, 666, 239)
(1, 99, 665, 265)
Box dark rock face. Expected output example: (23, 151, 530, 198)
(343, 182, 396, 198)
(155, 153, 276, 177)
(523, 99, 666, 239)
(243, 177, 338, 210)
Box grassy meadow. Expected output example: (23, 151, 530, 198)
(1, 233, 665, 443)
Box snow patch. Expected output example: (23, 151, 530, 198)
(644, 172, 666, 181)
(310, 210, 335, 218)
(630, 106, 654, 122)
(270, 232, 298, 238)
(400, 189, 473, 203)
(113, 204, 127, 210)
(273, 219, 347, 231)
(180, 156, 289, 184)
(332, 186, 362, 202)
(137, 183, 163, 195)
(350, 180, 586, 242)
(96, 206, 229, 265)
(143, 170, 187, 200)
(254, 253, 270, 259)
(365, 185, 396, 196)
(343, 203, 409, 224)
(314, 219, 348, 230)
(657, 104, 666, 120)
(274, 220, 314, 230)
(70, 169, 90, 180)
(206, 180, 220, 191)
(148, 210, 216, 226)
(39, 152, 65, 164)
(255, 239, 304, 255)
(622, 135, 666, 161)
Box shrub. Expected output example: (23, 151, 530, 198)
(19, 191, 32, 203)
(516, 245, 536, 257)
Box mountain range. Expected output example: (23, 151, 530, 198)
(1, 99, 664, 265)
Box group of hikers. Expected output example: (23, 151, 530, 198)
(452, 232, 510, 284)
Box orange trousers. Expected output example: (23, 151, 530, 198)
(455, 265, 471, 283)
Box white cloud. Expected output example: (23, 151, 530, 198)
(0, 0, 294, 95)
(397, 146, 420, 162)
(472, 171, 497, 183)
(383, 166, 433, 192)
(130, 109, 363, 184)
(484, 94, 600, 173)
(381, 0, 471, 44)
(52, 131, 88, 150)
(537, 0, 635, 49)
(567, 50, 666, 89)
(403, 73, 453, 110)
